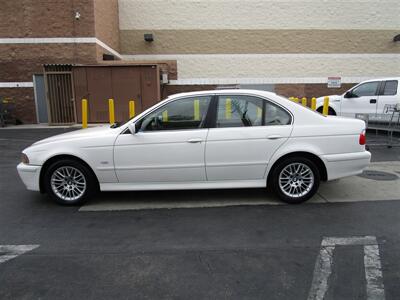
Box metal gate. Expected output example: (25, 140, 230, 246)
(44, 65, 76, 124)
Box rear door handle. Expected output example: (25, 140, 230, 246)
(267, 135, 282, 140)
(187, 138, 202, 143)
(370, 99, 377, 104)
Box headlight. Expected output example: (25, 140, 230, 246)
(21, 153, 29, 164)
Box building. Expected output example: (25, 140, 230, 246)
(1, 0, 399, 124)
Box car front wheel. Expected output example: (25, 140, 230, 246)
(44, 159, 96, 205)
(270, 157, 320, 204)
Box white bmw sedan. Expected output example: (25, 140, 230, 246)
(17, 90, 371, 205)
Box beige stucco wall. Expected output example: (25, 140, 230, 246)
(119, 0, 400, 30)
(119, 0, 400, 83)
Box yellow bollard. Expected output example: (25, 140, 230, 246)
(82, 99, 88, 129)
(194, 99, 200, 121)
(108, 98, 115, 124)
(323, 96, 329, 116)
(294, 97, 299, 103)
(225, 98, 232, 119)
(289, 97, 294, 101)
(162, 110, 168, 122)
(311, 97, 317, 110)
(301, 97, 307, 107)
(129, 100, 135, 119)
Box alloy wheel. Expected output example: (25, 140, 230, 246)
(278, 163, 314, 198)
(50, 166, 87, 201)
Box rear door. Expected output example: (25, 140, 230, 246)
(205, 95, 293, 181)
(377, 80, 399, 114)
(340, 81, 380, 117)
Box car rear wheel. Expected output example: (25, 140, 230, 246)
(270, 157, 320, 204)
(44, 159, 96, 205)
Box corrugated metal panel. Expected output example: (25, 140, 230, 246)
(73, 65, 160, 123)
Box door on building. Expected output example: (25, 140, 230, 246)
(44, 65, 76, 124)
(33, 75, 48, 123)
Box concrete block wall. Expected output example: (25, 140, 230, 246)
(119, 0, 400, 91)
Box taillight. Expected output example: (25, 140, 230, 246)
(359, 129, 366, 145)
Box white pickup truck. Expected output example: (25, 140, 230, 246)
(316, 78, 399, 117)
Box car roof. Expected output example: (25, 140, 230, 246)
(361, 77, 400, 83)
(168, 89, 278, 99)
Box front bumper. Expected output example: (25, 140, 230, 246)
(322, 151, 371, 181)
(17, 163, 41, 191)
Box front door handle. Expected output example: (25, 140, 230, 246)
(187, 138, 202, 143)
(267, 135, 282, 140)
(370, 99, 377, 104)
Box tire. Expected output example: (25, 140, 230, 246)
(270, 156, 320, 204)
(44, 159, 97, 205)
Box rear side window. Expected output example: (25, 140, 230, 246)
(215, 95, 291, 128)
(216, 95, 263, 127)
(382, 80, 398, 96)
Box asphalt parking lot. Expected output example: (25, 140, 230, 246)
(1, 128, 400, 299)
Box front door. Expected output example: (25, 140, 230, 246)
(205, 95, 293, 181)
(114, 96, 212, 183)
(340, 81, 380, 117)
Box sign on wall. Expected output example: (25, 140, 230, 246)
(327, 77, 341, 88)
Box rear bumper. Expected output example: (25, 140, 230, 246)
(321, 151, 371, 181)
(17, 163, 41, 191)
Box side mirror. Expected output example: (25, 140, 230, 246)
(344, 91, 353, 98)
(128, 122, 139, 134)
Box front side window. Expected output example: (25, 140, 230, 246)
(351, 81, 380, 97)
(382, 80, 398, 96)
(216, 95, 263, 128)
(139, 96, 211, 131)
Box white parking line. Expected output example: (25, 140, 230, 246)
(364, 245, 385, 300)
(0, 245, 39, 264)
(308, 236, 385, 300)
(308, 246, 334, 300)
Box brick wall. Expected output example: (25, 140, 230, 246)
(275, 83, 357, 99)
(0, 0, 95, 38)
(1, 88, 36, 124)
(0, 0, 121, 124)
(94, 0, 120, 52)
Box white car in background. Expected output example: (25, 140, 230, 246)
(316, 78, 399, 117)
(17, 90, 371, 205)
